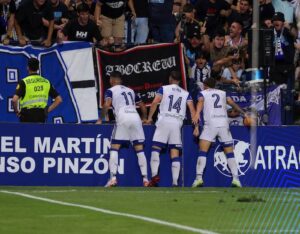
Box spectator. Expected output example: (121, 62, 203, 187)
(64, 0, 79, 20)
(221, 58, 243, 90)
(259, 0, 275, 27)
(124, 0, 148, 44)
(225, 20, 247, 48)
(15, 0, 54, 47)
(175, 3, 202, 44)
(80, 0, 96, 19)
(202, 28, 233, 73)
(0, 0, 16, 45)
(12, 58, 62, 123)
(148, 0, 175, 43)
(227, 0, 252, 35)
(190, 51, 211, 91)
(94, 0, 134, 46)
(132, 0, 148, 44)
(48, 0, 69, 42)
(194, 0, 231, 38)
(58, 3, 101, 43)
(225, 20, 248, 63)
(184, 30, 203, 68)
(173, 0, 186, 14)
(269, 12, 295, 89)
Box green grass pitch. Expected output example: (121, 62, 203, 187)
(0, 187, 299, 234)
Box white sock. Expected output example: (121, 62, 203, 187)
(136, 151, 148, 178)
(109, 150, 118, 179)
(150, 150, 160, 177)
(171, 158, 181, 186)
(227, 158, 239, 180)
(196, 157, 207, 180)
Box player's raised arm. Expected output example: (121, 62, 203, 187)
(146, 89, 162, 124)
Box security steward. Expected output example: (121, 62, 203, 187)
(12, 58, 62, 123)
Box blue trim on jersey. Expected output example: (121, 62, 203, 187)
(169, 144, 182, 150)
(151, 147, 162, 153)
(152, 141, 166, 149)
(198, 150, 207, 158)
(226, 152, 235, 159)
(157, 87, 163, 95)
(105, 89, 113, 99)
(171, 157, 181, 162)
(136, 149, 144, 154)
(222, 141, 233, 147)
(132, 139, 145, 146)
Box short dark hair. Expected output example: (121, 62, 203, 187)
(231, 20, 244, 28)
(77, 3, 89, 13)
(182, 3, 194, 13)
(170, 71, 181, 81)
(28, 58, 39, 71)
(213, 28, 225, 38)
(110, 71, 122, 80)
(195, 50, 210, 61)
(203, 78, 216, 88)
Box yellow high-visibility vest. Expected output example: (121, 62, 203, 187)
(20, 75, 50, 109)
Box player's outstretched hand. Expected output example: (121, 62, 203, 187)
(96, 119, 102, 124)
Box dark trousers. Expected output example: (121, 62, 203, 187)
(19, 108, 46, 123)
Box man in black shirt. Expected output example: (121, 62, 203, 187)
(194, 0, 230, 38)
(259, 0, 275, 27)
(94, 0, 134, 45)
(175, 4, 202, 44)
(59, 3, 101, 43)
(49, 0, 69, 42)
(132, 0, 148, 44)
(15, 0, 54, 47)
(227, 0, 252, 35)
(270, 12, 295, 88)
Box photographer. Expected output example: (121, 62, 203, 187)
(175, 4, 202, 44)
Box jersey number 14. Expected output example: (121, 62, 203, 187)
(168, 95, 182, 113)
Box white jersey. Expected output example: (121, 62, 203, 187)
(200, 88, 229, 127)
(105, 85, 140, 123)
(157, 84, 192, 121)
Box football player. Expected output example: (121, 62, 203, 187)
(96, 71, 149, 187)
(192, 77, 246, 187)
(146, 71, 197, 187)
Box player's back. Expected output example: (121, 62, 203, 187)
(108, 85, 139, 122)
(158, 84, 191, 121)
(201, 88, 229, 127)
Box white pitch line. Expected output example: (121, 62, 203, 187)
(0, 190, 218, 234)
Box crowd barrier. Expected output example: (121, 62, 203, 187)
(0, 123, 299, 187)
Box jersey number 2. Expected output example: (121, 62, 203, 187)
(212, 94, 222, 108)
